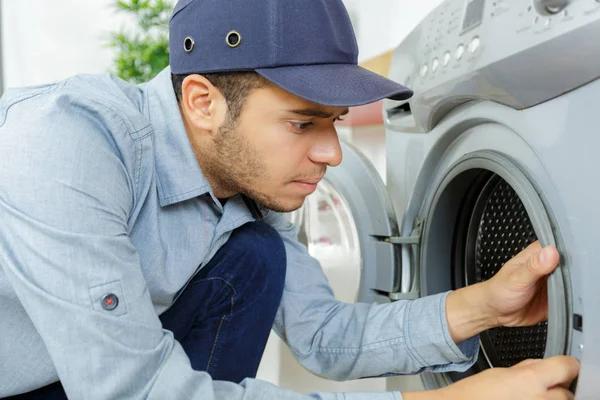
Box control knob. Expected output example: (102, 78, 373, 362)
(534, 0, 568, 13)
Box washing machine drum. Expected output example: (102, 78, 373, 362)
(420, 165, 570, 386)
(457, 175, 547, 368)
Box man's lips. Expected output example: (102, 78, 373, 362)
(292, 177, 323, 193)
(293, 177, 323, 185)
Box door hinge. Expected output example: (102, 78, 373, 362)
(379, 218, 423, 301)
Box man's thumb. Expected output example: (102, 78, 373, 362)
(509, 243, 559, 287)
(524, 245, 559, 283)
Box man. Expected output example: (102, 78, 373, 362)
(0, 0, 578, 399)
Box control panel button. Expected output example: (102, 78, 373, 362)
(420, 63, 428, 77)
(432, 58, 439, 72)
(535, 0, 568, 13)
(468, 37, 480, 53)
(443, 51, 451, 66)
(456, 44, 465, 60)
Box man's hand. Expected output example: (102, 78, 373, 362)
(402, 356, 579, 400)
(445, 240, 560, 343)
(481, 241, 560, 327)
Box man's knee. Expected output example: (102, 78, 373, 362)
(227, 221, 287, 291)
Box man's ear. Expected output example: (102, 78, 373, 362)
(180, 74, 226, 132)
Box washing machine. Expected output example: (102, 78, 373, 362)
(292, 0, 600, 396)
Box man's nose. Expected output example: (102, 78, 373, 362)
(308, 126, 343, 167)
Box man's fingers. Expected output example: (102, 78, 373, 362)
(545, 387, 575, 400)
(532, 356, 580, 389)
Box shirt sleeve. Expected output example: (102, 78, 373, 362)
(0, 96, 400, 400)
(263, 211, 479, 380)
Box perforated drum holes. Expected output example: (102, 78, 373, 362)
(469, 178, 547, 367)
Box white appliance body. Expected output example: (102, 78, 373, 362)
(381, 0, 600, 395)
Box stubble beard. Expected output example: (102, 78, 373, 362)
(206, 123, 303, 213)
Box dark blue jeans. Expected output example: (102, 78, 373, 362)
(6, 221, 287, 399)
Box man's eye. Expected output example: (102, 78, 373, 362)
(291, 121, 313, 131)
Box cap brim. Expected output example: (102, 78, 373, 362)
(255, 63, 412, 107)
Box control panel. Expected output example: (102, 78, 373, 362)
(387, 0, 600, 132)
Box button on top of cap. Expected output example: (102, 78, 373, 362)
(101, 293, 119, 311)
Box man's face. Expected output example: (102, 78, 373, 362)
(206, 84, 348, 213)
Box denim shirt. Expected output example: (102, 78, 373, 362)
(0, 67, 478, 399)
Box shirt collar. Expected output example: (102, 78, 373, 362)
(144, 67, 211, 207)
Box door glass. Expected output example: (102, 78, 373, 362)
(288, 179, 361, 303)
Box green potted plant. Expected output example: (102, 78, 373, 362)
(108, 0, 172, 83)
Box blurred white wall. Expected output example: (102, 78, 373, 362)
(1, 0, 129, 89)
(346, 0, 444, 63)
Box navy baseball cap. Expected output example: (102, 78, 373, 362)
(169, 0, 413, 107)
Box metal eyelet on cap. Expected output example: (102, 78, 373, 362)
(183, 36, 195, 53)
(226, 31, 242, 48)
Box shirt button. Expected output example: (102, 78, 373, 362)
(101, 293, 119, 311)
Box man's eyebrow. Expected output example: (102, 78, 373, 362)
(287, 108, 350, 119)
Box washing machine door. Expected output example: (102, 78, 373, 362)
(401, 124, 574, 389)
(289, 141, 406, 304)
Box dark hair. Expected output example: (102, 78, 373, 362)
(171, 72, 269, 123)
